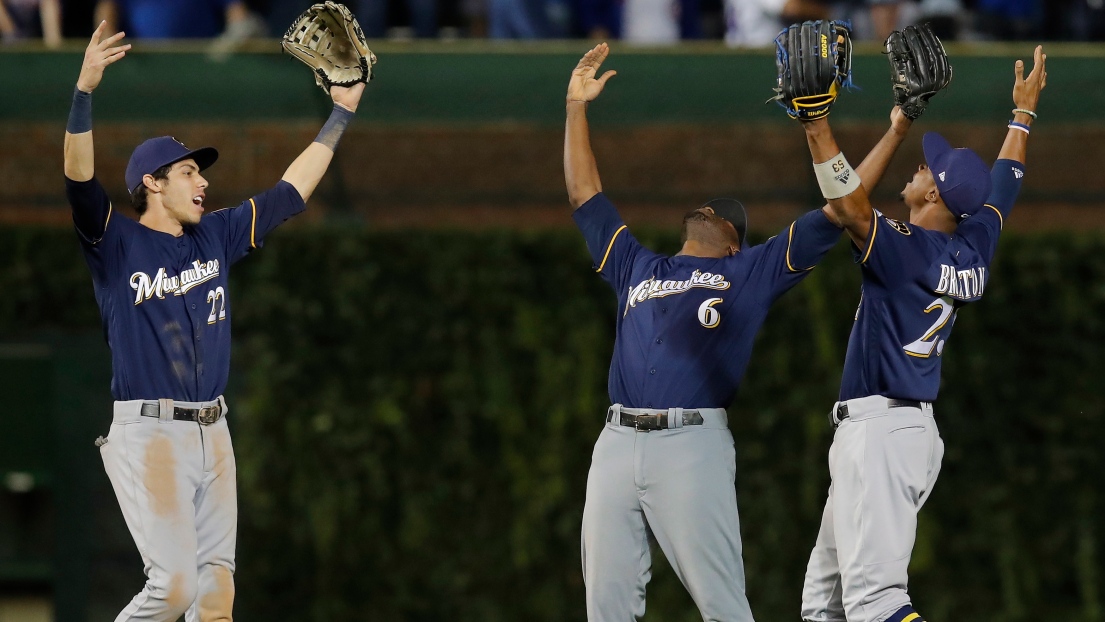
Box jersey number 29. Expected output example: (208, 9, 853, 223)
(903, 296, 956, 358)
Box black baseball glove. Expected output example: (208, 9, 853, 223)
(770, 20, 854, 121)
(884, 23, 952, 120)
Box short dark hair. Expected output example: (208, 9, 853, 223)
(130, 164, 173, 215)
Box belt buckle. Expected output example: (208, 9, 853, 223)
(197, 406, 220, 425)
(635, 414, 662, 432)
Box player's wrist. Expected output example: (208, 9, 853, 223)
(313, 104, 355, 151)
(67, 87, 93, 134)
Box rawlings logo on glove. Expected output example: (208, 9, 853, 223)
(770, 20, 853, 121)
(282, 1, 377, 94)
(884, 23, 952, 120)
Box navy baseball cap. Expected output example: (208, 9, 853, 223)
(125, 137, 218, 193)
(922, 132, 991, 221)
(701, 198, 748, 248)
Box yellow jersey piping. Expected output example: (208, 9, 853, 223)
(249, 198, 258, 248)
(860, 216, 877, 264)
(985, 204, 1004, 230)
(597, 225, 627, 273)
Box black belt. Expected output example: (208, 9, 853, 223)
(609, 408, 705, 431)
(140, 402, 224, 425)
(833, 399, 922, 426)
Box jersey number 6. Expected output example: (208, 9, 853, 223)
(698, 298, 723, 329)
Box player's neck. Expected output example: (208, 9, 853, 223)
(677, 240, 738, 258)
(909, 204, 956, 235)
(139, 206, 185, 237)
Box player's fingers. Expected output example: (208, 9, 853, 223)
(102, 50, 127, 66)
(597, 70, 617, 86)
(595, 42, 609, 64)
(1014, 59, 1024, 83)
(89, 20, 105, 46)
(104, 44, 131, 57)
(98, 31, 127, 48)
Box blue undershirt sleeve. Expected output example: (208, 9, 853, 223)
(65, 176, 115, 246)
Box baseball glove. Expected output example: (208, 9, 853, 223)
(884, 23, 952, 120)
(282, 1, 377, 94)
(770, 20, 853, 121)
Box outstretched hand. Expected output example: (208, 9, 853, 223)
(331, 82, 366, 113)
(1013, 45, 1047, 112)
(567, 43, 616, 104)
(76, 21, 130, 93)
(889, 105, 912, 135)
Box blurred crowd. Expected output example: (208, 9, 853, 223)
(3, 0, 1103, 47)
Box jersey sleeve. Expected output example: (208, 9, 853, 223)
(749, 208, 842, 299)
(953, 159, 1025, 265)
(571, 193, 654, 293)
(217, 181, 307, 264)
(65, 176, 133, 281)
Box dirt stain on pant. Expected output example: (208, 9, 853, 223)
(166, 573, 188, 613)
(144, 434, 179, 516)
(198, 565, 235, 621)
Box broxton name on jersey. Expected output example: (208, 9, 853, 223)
(65, 177, 305, 402)
(840, 159, 1025, 402)
(574, 193, 841, 409)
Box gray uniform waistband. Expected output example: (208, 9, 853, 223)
(608, 404, 728, 430)
(113, 396, 227, 424)
(830, 395, 933, 426)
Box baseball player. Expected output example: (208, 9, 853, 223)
(63, 22, 364, 621)
(564, 43, 916, 621)
(797, 47, 1047, 622)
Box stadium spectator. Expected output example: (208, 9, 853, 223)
(93, 0, 263, 39)
(972, 0, 1041, 39)
(724, 0, 827, 47)
(488, 0, 546, 38)
(916, 0, 962, 40)
(0, 0, 61, 46)
(622, 0, 701, 43)
(831, 0, 905, 41)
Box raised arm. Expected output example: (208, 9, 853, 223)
(565, 43, 616, 210)
(281, 83, 365, 202)
(63, 21, 129, 182)
(999, 45, 1046, 165)
(803, 117, 873, 247)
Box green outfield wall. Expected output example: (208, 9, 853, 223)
(2, 227, 1104, 621)
(3, 43, 1101, 124)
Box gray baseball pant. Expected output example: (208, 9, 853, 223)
(582, 405, 754, 622)
(801, 396, 944, 622)
(100, 398, 237, 622)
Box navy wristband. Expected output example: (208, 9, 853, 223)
(313, 105, 355, 151)
(67, 88, 93, 134)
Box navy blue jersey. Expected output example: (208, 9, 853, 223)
(574, 193, 841, 409)
(839, 159, 1025, 402)
(65, 177, 305, 402)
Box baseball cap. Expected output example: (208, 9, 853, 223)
(922, 132, 991, 221)
(125, 137, 219, 194)
(701, 198, 748, 248)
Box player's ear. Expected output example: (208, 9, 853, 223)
(925, 186, 940, 204)
(142, 174, 163, 194)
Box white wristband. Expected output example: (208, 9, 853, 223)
(813, 153, 862, 200)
